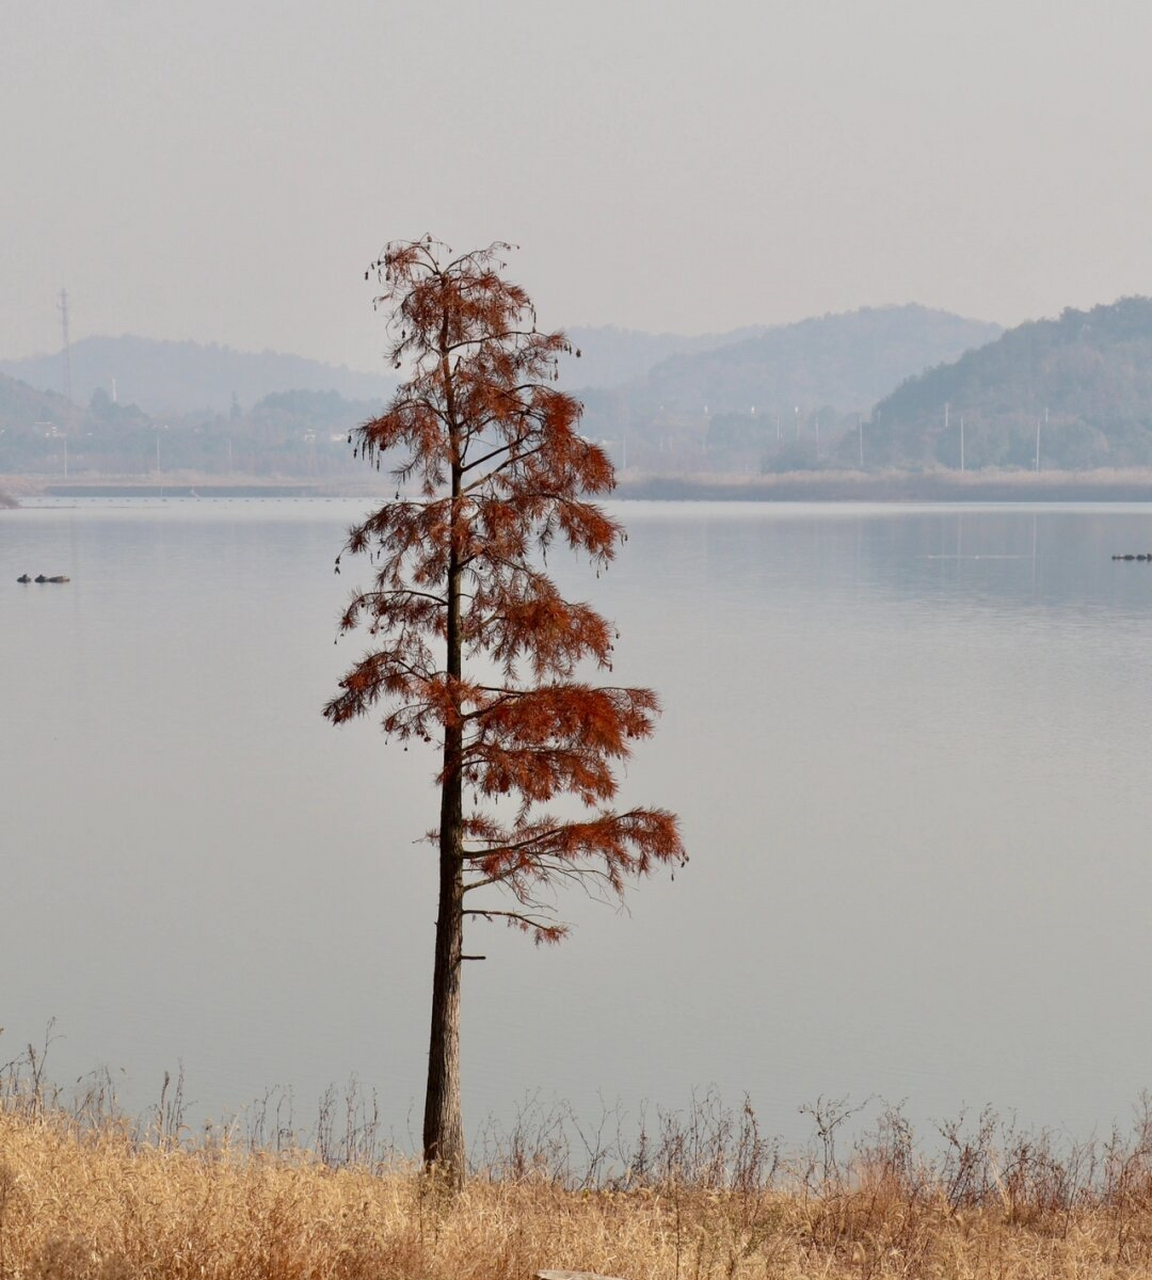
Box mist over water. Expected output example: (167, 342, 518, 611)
(4, 498, 1152, 1148)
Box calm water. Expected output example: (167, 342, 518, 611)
(3, 497, 1152, 1147)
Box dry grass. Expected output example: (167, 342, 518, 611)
(7, 1082, 1152, 1280)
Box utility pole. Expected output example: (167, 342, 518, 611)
(858, 413, 863, 469)
(960, 415, 965, 473)
(57, 288, 73, 403)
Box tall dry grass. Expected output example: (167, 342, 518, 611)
(5, 1050, 1152, 1278)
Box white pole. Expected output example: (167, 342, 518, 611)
(858, 413, 863, 469)
(960, 415, 965, 473)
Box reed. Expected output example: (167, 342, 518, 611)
(5, 1058, 1152, 1279)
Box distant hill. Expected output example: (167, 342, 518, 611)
(0, 372, 81, 431)
(556, 325, 769, 389)
(611, 305, 1001, 415)
(0, 336, 398, 416)
(573, 305, 1002, 472)
(856, 297, 1152, 470)
(0, 373, 82, 476)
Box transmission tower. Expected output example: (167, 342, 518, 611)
(57, 288, 73, 403)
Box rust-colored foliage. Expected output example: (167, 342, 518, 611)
(324, 238, 683, 1182)
(325, 237, 684, 938)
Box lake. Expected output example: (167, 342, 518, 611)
(3, 497, 1152, 1151)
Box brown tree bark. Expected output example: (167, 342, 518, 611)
(422, 385, 466, 1186)
(422, 778, 465, 1185)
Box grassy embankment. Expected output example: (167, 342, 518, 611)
(6, 1072, 1152, 1280)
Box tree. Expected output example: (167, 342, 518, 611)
(324, 238, 685, 1187)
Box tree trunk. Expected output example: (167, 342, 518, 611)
(422, 785, 465, 1186)
(424, 379, 466, 1188)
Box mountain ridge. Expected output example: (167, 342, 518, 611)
(856, 296, 1152, 470)
(557, 324, 771, 389)
(572, 304, 1003, 471)
(0, 335, 398, 416)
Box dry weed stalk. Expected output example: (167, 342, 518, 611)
(6, 1050, 1152, 1278)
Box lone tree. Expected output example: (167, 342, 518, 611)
(324, 238, 684, 1186)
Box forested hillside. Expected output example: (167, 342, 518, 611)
(0, 373, 81, 432)
(576, 305, 1001, 471)
(854, 297, 1152, 470)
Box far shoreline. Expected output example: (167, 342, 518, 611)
(615, 467, 1152, 503)
(7, 467, 1152, 504)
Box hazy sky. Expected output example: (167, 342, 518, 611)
(7, 0, 1152, 372)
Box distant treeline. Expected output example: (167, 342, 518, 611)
(0, 386, 379, 479)
(9, 297, 1152, 479)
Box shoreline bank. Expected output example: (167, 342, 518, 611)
(615, 467, 1152, 503)
(7, 468, 1152, 503)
